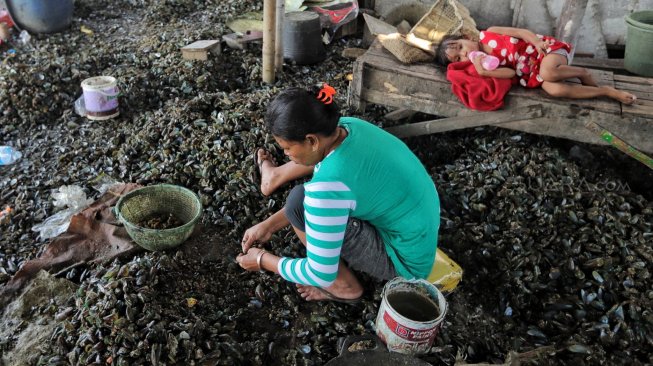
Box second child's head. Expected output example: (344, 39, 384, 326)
(435, 35, 480, 66)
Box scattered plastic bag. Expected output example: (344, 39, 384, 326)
(74, 96, 87, 117)
(0, 206, 12, 224)
(32, 185, 94, 240)
(18, 29, 30, 45)
(308, 0, 359, 42)
(89, 172, 122, 195)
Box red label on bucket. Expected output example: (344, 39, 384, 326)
(383, 310, 440, 342)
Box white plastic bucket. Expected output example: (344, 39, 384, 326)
(81, 76, 120, 120)
(375, 277, 447, 354)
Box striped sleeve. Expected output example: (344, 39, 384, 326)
(277, 181, 356, 287)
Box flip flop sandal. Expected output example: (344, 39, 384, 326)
(313, 286, 363, 305)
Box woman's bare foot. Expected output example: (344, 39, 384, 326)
(256, 149, 279, 196)
(296, 284, 363, 303)
(604, 86, 637, 105)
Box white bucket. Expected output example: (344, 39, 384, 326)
(375, 277, 447, 354)
(81, 76, 120, 120)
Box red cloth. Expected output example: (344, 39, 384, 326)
(446, 61, 514, 111)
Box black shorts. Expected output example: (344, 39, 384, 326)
(284, 185, 397, 281)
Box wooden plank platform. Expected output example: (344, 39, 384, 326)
(349, 40, 653, 154)
(181, 40, 221, 60)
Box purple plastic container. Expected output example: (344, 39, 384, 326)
(81, 76, 120, 120)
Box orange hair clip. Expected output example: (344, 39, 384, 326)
(317, 83, 336, 105)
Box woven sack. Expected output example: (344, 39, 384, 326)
(378, 33, 435, 64)
(409, 0, 479, 46)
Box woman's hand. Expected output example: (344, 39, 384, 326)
(241, 222, 272, 253)
(236, 247, 265, 271)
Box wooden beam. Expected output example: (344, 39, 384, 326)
(262, 0, 276, 83)
(181, 40, 221, 61)
(362, 13, 397, 36)
(585, 120, 653, 170)
(573, 57, 624, 72)
(555, 0, 589, 60)
(385, 105, 544, 138)
(274, 0, 284, 72)
(384, 108, 416, 121)
(348, 58, 367, 113)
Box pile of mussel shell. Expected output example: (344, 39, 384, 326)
(1, 0, 652, 365)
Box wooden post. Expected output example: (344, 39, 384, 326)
(263, 0, 276, 83)
(275, 0, 284, 72)
(554, 0, 589, 61)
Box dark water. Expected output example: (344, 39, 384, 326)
(387, 291, 440, 322)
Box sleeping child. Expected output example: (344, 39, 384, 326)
(435, 26, 637, 105)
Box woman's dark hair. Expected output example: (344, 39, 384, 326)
(435, 34, 465, 66)
(265, 86, 341, 142)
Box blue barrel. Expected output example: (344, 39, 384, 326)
(5, 0, 74, 34)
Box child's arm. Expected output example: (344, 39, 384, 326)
(486, 26, 552, 56)
(475, 67, 516, 79)
(471, 54, 516, 79)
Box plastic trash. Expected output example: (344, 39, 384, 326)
(74, 96, 87, 117)
(32, 185, 94, 240)
(18, 29, 30, 45)
(426, 247, 463, 293)
(468, 50, 500, 70)
(309, 0, 359, 42)
(0, 206, 12, 224)
(0, 10, 15, 28)
(0, 9, 13, 43)
(89, 172, 122, 195)
(0, 145, 22, 165)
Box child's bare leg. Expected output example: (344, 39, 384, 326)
(257, 149, 314, 196)
(539, 54, 598, 86)
(541, 81, 636, 104)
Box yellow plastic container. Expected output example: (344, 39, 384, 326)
(426, 248, 463, 293)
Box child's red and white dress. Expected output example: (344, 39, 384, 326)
(479, 30, 572, 88)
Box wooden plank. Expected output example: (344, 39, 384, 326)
(342, 48, 367, 59)
(385, 105, 544, 138)
(349, 58, 366, 113)
(585, 120, 653, 170)
(384, 108, 416, 121)
(500, 117, 606, 146)
(363, 77, 653, 153)
(573, 57, 625, 72)
(614, 74, 653, 85)
(181, 40, 221, 60)
(360, 42, 446, 81)
(362, 13, 397, 36)
(351, 39, 653, 153)
(622, 102, 653, 118)
(361, 51, 446, 81)
(615, 81, 653, 94)
(632, 98, 653, 108)
(223, 31, 263, 50)
(361, 41, 619, 114)
(363, 88, 457, 117)
(509, 84, 620, 114)
(614, 87, 653, 101)
(498, 101, 653, 153)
